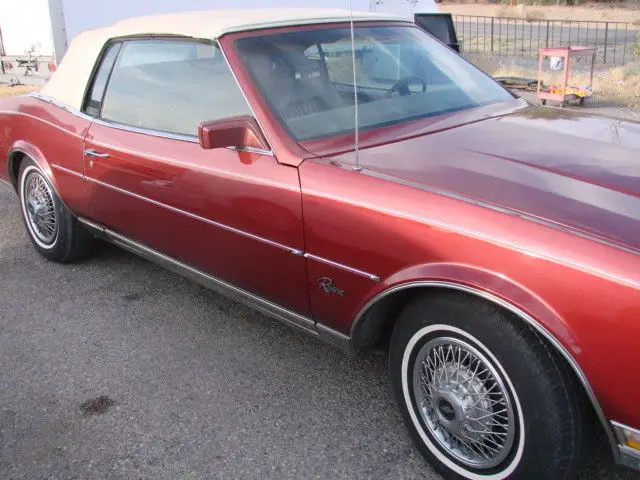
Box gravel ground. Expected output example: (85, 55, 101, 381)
(516, 89, 640, 122)
(1, 182, 639, 480)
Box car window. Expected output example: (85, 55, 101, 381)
(237, 26, 511, 141)
(83, 43, 122, 117)
(100, 39, 252, 136)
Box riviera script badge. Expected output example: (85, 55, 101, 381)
(318, 277, 345, 296)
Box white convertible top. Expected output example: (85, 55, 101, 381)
(41, 9, 409, 111)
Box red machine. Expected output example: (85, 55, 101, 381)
(537, 46, 596, 107)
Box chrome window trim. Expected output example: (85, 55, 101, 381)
(91, 116, 200, 143)
(233, 145, 273, 156)
(77, 217, 351, 351)
(350, 280, 620, 462)
(31, 78, 276, 156)
(30, 92, 92, 120)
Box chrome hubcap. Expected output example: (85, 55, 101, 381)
(24, 171, 57, 245)
(412, 337, 516, 469)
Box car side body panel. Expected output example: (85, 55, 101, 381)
(299, 159, 640, 430)
(0, 96, 91, 216)
(81, 121, 310, 315)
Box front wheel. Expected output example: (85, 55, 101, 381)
(389, 292, 589, 480)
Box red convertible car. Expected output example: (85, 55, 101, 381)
(1, 9, 639, 479)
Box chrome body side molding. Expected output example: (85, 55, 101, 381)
(316, 323, 351, 351)
(350, 280, 620, 461)
(304, 253, 380, 282)
(77, 217, 351, 351)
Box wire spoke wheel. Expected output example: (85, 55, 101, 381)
(23, 170, 58, 246)
(412, 336, 517, 470)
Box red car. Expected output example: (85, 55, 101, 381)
(1, 9, 639, 479)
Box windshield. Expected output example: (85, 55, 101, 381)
(236, 25, 512, 142)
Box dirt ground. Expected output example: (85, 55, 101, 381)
(441, 3, 640, 22)
(0, 85, 39, 97)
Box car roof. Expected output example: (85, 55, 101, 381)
(111, 9, 401, 39)
(40, 8, 410, 111)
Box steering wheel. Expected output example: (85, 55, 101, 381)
(385, 76, 428, 97)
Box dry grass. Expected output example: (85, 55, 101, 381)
(495, 6, 546, 21)
(524, 8, 546, 22)
(597, 62, 640, 107)
(468, 54, 640, 107)
(0, 85, 40, 97)
(495, 7, 514, 18)
(442, 4, 640, 23)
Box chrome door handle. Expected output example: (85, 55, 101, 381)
(84, 149, 110, 158)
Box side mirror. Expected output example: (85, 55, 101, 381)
(198, 116, 269, 152)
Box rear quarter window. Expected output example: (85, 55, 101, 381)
(83, 43, 122, 117)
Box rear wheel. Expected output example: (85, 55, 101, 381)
(389, 292, 589, 480)
(18, 158, 92, 262)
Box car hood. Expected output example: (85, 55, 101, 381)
(342, 107, 640, 252)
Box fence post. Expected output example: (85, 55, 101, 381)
(490, 17, 495, 53)
(603, 22, 609, 64)
(545, 20, 550, 49)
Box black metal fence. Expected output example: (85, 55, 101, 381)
(453, 15, 639, 65)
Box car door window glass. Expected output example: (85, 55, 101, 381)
(101, 39, 251, 136)
(83, 43, 122, 117)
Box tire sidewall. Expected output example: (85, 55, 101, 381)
(399, 323, 525, 480)
(18, 160, 66, 258)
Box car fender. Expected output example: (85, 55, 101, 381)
(7, 140, 59, 192)
(350, 261, 618, 460)
(364, 262, 575, 351)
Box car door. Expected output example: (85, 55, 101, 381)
(81, 38, 310, 315)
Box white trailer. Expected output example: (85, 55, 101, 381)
(1, 0, 437, 62)
(0, 0, 56, 57)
